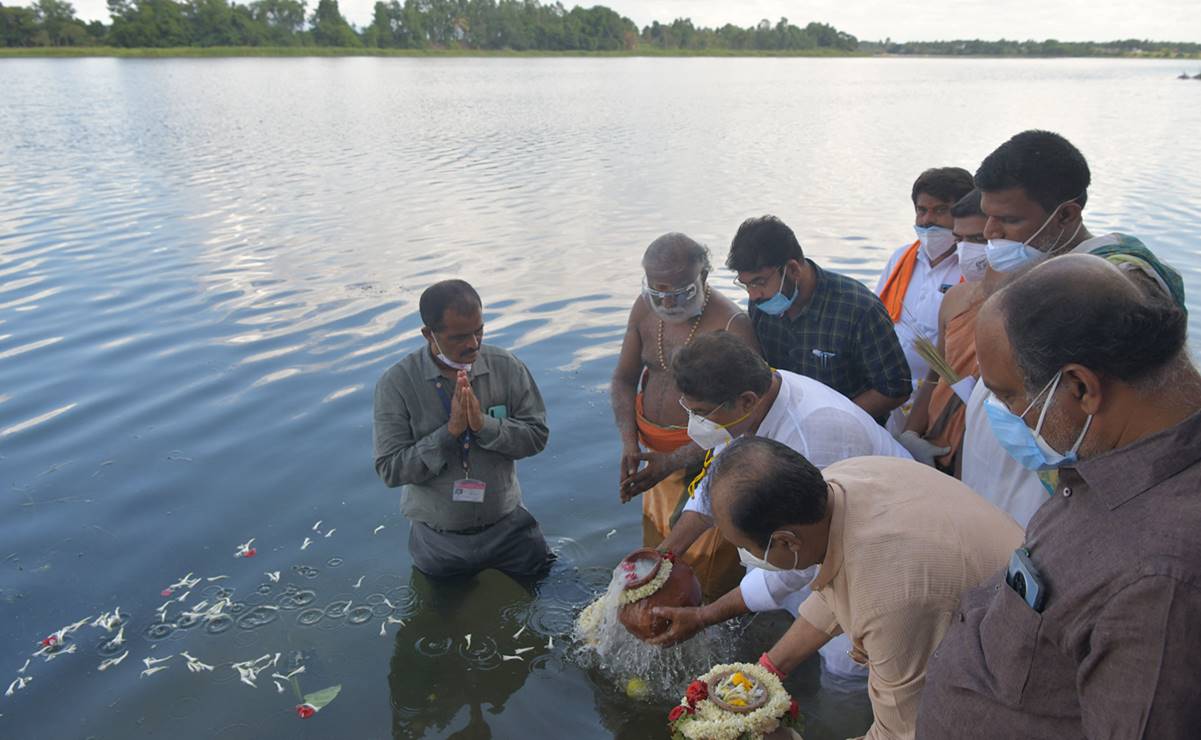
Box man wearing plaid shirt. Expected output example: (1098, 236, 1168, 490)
(727, 215, 911, 422)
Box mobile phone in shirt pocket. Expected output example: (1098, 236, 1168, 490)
(486, 404, 508, 419)
(978, 579, 1044, 705)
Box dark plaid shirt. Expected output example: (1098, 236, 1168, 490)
(750, 260, 911, 401)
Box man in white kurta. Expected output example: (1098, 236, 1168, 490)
(651, 332, 911, 679)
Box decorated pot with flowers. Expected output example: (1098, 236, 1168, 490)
(616, 548, 702, 641)
(668, 663, 804, 740)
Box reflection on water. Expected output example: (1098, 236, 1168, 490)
(0, 56, 1199, 739)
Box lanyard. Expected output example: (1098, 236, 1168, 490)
(434, 379, 472, 477)
(686, 449, 715, 498)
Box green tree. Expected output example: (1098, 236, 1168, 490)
(107, 0, 191, 47)
(0, 2, 41, 46)
(309, 0, 359, 46)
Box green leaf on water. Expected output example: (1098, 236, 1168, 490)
(302, 685, 341, 711)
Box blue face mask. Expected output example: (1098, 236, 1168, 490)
(755, 267, 798, 316)
(984, 371, 1093, 472)
(985, 199, 1082, 273)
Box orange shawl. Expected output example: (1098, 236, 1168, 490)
(635, 392, 692, 454)
(878, 240, 921, 324)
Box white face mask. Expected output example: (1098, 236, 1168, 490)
(680, 397, 753, 451)
(431, 334, 472, 373)
(957, 241, 989, 282)
(737, 531, 802, 574)
(915, 225, 957, 262)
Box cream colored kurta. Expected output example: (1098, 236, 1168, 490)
(796, 456, 1023, 740)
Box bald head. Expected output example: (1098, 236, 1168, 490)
(708, 437, 827, 545)
(984, 253, 1188, 393)
(642, 233, 711, 277)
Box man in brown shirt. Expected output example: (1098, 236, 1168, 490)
(918, 254, 1201, 738)
(698, 437, 1020, 739)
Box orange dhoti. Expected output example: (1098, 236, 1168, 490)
(636, 393, 742, 599)
(925, 301, 982, 469)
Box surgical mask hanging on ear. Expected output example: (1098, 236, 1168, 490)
(983, 371, 1093, 471)
(737, 531, 800, 573)
(985, 200, 1082, 273)
(915, 225, 957, 261)
(431, 334, 473, 373)
(755, 267, 799, 317)
(957, 241, 989, 282)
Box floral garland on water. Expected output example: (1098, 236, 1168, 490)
(668, 663, 801, 740)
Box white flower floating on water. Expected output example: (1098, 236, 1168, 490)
(512, 625, 526, 640)
(143, 655, 173, 669)
(162, 572, 202, 596)
(546, 636, 553, 650)
(206, 575, 229, 582)
(231, 653, 279, 688)
(501, 655, 523, 662)
(180, 652, 214, 673)
(312, 520, 323, 532)
(91, 608, 124, 632)
(175, 591, 191, 603)
(97, 651, 128, 672)
(265, 571, 280, 583)
(140, 666, 168, 679)
(373, 525, 385, 535)
(5, 677, 32, 696)
(352, 576, 365, 589)
(42, 643, 76, 662)
(513, 647, 533, 655)
(272, 666, 305, 681)
(324, 529, 335, 538)
(106, 625, 126, 650)
(274, 680, 285, 694)
(605, 529, 618, 539)
(301, 537, 312, 551)
(464, 634, 472, 651)
(234, 539, 257, 558)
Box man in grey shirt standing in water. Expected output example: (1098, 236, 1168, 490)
(373, 279, 553, 580)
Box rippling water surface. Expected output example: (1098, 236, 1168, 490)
(1, 57, 1199, 739)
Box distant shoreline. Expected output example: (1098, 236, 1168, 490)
(2, 47, 1199, 60)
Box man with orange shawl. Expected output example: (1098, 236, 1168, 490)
(611, 233, 760, 596)
(875, 168, 975, 441)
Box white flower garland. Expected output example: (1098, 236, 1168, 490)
(619, 559, 673, 605)
(575, 597, 606, 637)
(677, 663, 792, 740)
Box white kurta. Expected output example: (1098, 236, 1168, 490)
(683, 370, 913, 680)
(960, 377, 1048, 528)
(874, 242, 963, 434)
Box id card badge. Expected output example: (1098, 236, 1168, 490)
(452, 478, 486, 504)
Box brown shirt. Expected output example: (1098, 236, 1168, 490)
(918, 409, 1201, 740)
(796, 457, 1022, 740)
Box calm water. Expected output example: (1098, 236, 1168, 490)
(2, 57, 1199, 739)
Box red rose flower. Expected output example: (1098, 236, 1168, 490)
(663, 550, 677, 563)
(295, 704, 316, 719)
(667, 705, 692, 723)
(685, 680, 708, 707)
(160, 588, 174, 597)
(788, 699, 799, 721)
(244, 547, 257, 557)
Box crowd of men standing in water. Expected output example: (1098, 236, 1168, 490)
(374, 129, 1201, 739)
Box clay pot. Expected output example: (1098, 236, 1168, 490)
(617, 548, 702, 641)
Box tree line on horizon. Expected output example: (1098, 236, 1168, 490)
(0, 0, 859, 50)
(0, 0, 1198, 56)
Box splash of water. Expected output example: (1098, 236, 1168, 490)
(571, 565, 732, 702)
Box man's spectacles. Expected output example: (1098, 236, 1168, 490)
(733, 266, 785, 291)
(679, 396, 726, 419)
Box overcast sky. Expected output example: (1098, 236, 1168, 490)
(66, 0, 1201, 43)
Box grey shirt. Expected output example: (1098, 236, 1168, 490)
(373, 343, 549, 531)
(917, 408, 1201, 739)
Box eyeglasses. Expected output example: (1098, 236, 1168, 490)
(643, 277, 699, 303)
(732, 266, 785, 291)
(679, 396, 726, 419)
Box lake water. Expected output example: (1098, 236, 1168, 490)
(1, 56, 1199, 739)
